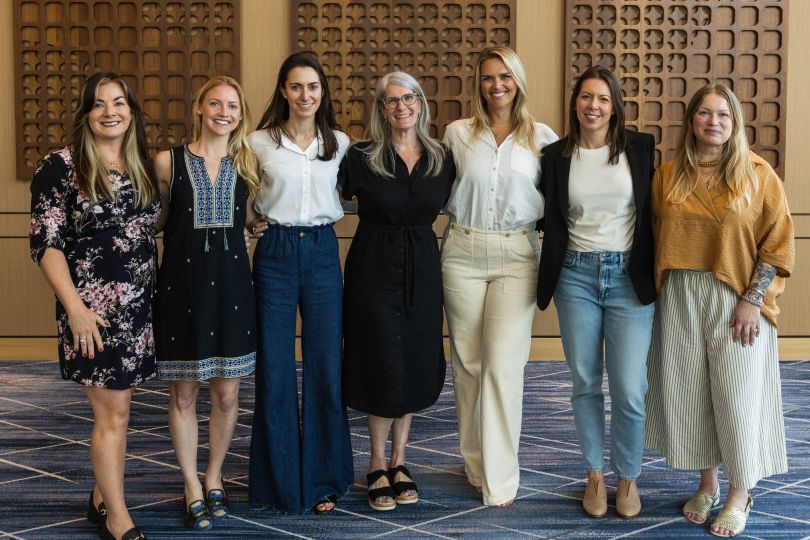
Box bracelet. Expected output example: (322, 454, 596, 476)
(740, 293, 763, 308)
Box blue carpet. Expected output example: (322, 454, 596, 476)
(1, 360, 809, 539)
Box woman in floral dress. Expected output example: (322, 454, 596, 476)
(29, 72, 159, 540)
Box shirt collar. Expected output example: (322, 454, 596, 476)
(279, 129, 324, 157)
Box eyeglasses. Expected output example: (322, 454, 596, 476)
(381, 93, 420, 109)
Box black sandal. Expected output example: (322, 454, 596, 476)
(366, 469, 396, 511)
(206, 488, 230, 519)
(183, 497, 213, 530)
(388, 465, 419, 504)
(313, 493, 338, 514)
(87, 489, 108, 525)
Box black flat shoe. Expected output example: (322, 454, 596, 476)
(388, 465, 419, 504)
(87, 489, 108, 525)
(99, 523, 147, 540)
(206, 488, 230, 519)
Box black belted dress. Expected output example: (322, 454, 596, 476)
(340, 143, 455, 418)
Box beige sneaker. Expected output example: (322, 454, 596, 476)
(582, 475, 607, 518)
(616, 478, 641, 519)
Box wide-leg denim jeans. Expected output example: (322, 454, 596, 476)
(554, 250, 654, 479)
(249, 224, 353, 513)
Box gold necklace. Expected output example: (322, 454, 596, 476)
(698, 158, 720, 167)
(395, 144, 420, 165)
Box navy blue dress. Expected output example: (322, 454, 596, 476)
(154, 145, 256, 380)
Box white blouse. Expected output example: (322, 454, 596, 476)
(443, 118, 558, 231)
(250, 128, 350, 226)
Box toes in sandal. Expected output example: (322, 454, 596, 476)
(683, 487, 720, 524)
(367, 469, 397, 511)
(313, 493, 338, 514)
(206, 488, 230, 519)
(87, 489, 108, 525)
(388, 465, 419, 504)
(710, 497, 752, 538)
(183, 498, 213, 530)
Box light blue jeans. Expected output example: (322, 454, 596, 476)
(554, 250, 654, 479)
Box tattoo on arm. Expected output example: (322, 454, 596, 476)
(741, 259, 777, 307)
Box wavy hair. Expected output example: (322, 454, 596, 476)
(192, 76, 260, 196)
(361, 71, 445, 179)
(668, 83, 757, 212)
(562, 66, 626, 165)
(255, 52, 339, 161)
(71, 72, 157, 208)
(471, 47, 537, 155)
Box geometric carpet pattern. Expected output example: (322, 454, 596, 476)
(1, 360, 809, 539)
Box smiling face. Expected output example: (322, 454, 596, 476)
(575, 78, 614, 142)
(196, 83, 243, 137)
(87, 82, 132, 143)
(381, 84, 421, 132)
(692, 93, 733, 151)
(281, 66, 323, 121)
(479, 58, 517, 114)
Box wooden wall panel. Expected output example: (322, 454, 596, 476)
(290, 0, 515, 140)
(564, 0, 788, 175)
(13, 0, 241, 180)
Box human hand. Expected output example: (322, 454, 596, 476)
(730, 300, 761, 347)
(67, 304, 110, 359)
(247, 215, 269, 238)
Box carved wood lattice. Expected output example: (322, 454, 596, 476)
(14, 1, 241, 180)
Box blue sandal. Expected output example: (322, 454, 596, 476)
(206, 488, 230, 519)
(183, 498, 213, 530)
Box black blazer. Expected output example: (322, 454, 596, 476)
(536, 130, 657, 310)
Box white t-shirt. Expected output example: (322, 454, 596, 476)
(443, 118, 558, 231)
(567, 145, 635, 252)
(250, 128, 350, 226)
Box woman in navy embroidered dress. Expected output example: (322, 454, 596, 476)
(29, 72, 158, 540)
(153, 76, 259, 529)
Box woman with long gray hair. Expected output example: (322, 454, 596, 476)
(340, 71, 455, 511)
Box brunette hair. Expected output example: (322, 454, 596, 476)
(256, 52, 339, 161)
(71, 72, 157, 208)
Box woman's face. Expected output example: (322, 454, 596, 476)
(575, 78, 614, 139)
(692, 93, 733, 150)
(197, 84, 243, 137)
(479, 58, 517, 114)
(88, 82, 132, 143)
(281, 66, 323, 121)
(381, 84, 421, 132)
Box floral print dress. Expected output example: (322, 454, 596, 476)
(29, 147, 161, 389)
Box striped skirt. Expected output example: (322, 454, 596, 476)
(644, 270, 787, 489)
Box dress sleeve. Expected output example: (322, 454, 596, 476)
(441, 150, 456, 206)
(29, 152, 71, 263)
(339, 146, 362, 201)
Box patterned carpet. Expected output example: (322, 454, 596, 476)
(1, 359, 809, 539)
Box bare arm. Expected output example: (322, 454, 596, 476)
(153, 150, 172, 232)
(730, 259, 777, 346)
(39, 248, 109, 358)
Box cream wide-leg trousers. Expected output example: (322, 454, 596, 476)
(441, 223, 540, 506)
(645, 270, 787, 490)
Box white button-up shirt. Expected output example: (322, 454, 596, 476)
(250, 128, 350, 226)
(443, 118, 558, 231)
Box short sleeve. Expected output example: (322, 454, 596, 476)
(29, 151, 72, 263)
(757, 166, 794, 277)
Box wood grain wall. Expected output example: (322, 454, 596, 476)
(1, 0, 808, 350)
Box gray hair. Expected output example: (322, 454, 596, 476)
(361, 71, 445, 179)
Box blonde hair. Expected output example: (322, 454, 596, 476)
(191, 76, 260, 196)
(668, 83, 757, 212)
(362, 71, 445, 179)
(471, 47, 538, 155)
(72, 73, 157, 208)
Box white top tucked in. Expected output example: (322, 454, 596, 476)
(250, 128, 350, 226)
(443, 118, 558, 231)
(567, 146, 635, 252)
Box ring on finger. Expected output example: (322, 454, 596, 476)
(79, 337, 87, 344)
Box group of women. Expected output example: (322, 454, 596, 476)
(29, 46, 793, 540)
